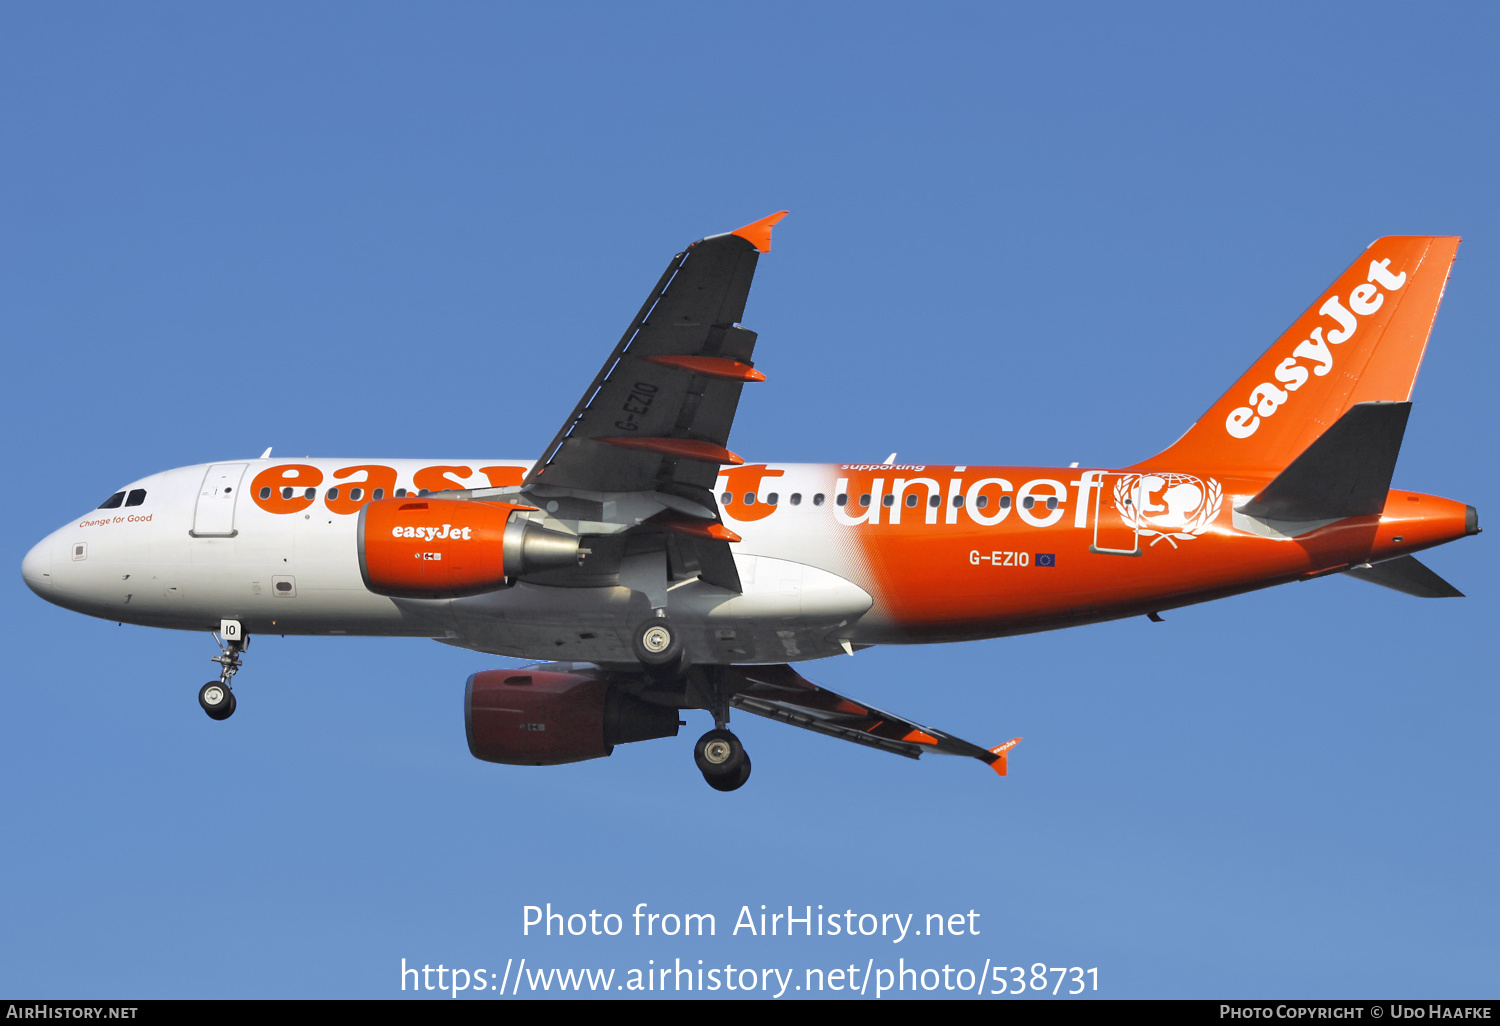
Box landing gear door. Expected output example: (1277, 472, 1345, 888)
(1090, 472, 1141, 556)
(192, 463, 248, 538)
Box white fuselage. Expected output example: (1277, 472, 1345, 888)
(21, 458, 874, 666)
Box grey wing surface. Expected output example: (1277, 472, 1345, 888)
(522, 212, 786, 592)
(525, 212, 786, 500)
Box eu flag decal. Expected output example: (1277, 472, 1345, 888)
(1035, 553, 1056, 567)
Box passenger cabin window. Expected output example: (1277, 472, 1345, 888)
(98, 492, 125, 509)
(395, 488, 408, 497)
(790, 493, 802, 505)
(281, 487, 294, 499)
(125, 489, 147, 507)
(744, 492, 756, 505)
(721, 492, 733, 505)
(259, 487, 272, 500)
(327, 487, 340, 500)
(1047, 496, 1058, 509)
(1023, 497, 1034, 509)
(953, 496, 964, 507)
(835, 494, 847, 506)
(766, 493, 778, 505)
(1000, 496, 1012, 508)
(371, 488, 384, 500)
(860, 494, 871, 507)
(350, 488, 364, 501)
(928, 495, 940, 508)
(976, 495, 988, 509)
(814, 494, 826, 506)
(882, 494, 895, 507)
(304, 487, 316, 500)
(905, 494, 919, 507)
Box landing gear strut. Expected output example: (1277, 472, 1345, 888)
(201, 619, 247, 721)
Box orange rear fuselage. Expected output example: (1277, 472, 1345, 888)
(722, 463, 1475, 643)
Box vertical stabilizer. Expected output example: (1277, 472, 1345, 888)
(1136, 237, 1459, 477)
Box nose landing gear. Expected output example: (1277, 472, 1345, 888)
(201, 619, 247, 721)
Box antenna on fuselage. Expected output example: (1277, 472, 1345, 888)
(883, 453, 896, 465)
(258, 447, 273, 459)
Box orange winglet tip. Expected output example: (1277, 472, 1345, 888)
(644, 355, 766, 382)
(902, 729, 940, 745)
(598, 436, 745, 465)
(988, 737, 1022, 777)
(731, 210, 789, 253)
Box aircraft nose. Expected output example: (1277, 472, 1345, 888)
(21, 534, 54, 595)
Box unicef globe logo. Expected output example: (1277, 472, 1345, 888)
(1113, 473, 1223, 548)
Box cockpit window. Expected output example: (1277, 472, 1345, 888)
(98, 492, 125, 509)
(125, 489, 147, 507)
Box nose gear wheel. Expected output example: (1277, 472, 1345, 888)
(199, 682, 236, 721)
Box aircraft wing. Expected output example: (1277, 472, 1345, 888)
(720, 664, 1021, 777)
(525, 212, 787, 503)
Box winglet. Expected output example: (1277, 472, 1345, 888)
(732, 210, 789, 253)
(987, 737, 1022, 777)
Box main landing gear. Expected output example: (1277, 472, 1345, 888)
(692, 664, 750, 792)
(200, 619, 247, 721)
(631, 615, 684, 680)
(694, 728, 751, 792)
(631, 618, 752, 791)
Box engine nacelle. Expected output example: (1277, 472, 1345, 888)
(465, 668, 681, 766)
(358, 497, 581, 598)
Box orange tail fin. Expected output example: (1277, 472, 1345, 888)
(1136, 236, 1460, 478)
(988, 737, 1022, 777)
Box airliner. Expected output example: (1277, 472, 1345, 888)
(21, 214, 1478, 790)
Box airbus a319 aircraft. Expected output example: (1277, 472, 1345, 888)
(21, 214, 1478, 790)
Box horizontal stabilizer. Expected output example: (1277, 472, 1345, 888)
(1343, 555, 1464, 598)
(1236, 401, 1410, 522)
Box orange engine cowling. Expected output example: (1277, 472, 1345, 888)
(464, 667, 681, 765)
(358, 497, 581, 598)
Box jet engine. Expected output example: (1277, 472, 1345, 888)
(464, 667, 681, 765)
(358, 497, 581, 598)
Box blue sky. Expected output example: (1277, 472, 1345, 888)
(3, 2, 1497, 999)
